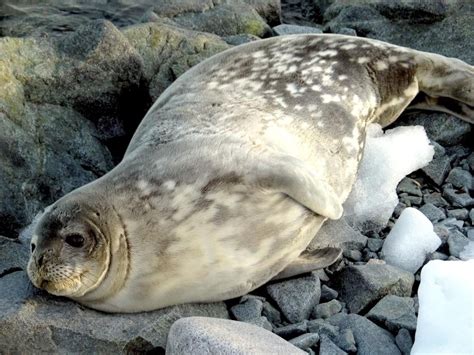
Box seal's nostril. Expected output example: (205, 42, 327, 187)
(38, 255, 44, 267)
(31, 243, 36, 253)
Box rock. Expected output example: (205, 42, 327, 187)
(224, 34, 260, 46)
(307, 319, 340, 339)
(320, 285, 339, 302)
(267, 272, 321, 323)
(173, 3, 272, 37)
(446, 168, 473, 190)
(331, 27, 357, 36)
(419, 203, 446, 223)
(230, 298, 263, 321)
(335, 328, 357, 353)
(443, 188, 474, 208)
(166, 317, 305, 355)
(428, 251, 449, 261)
(470, 209, 474, 224)
(367, 238, 384, 252)
(245, 316, 273, 331)
(342, 249, 363, 262)
(122, 21, 229, 101)
(397, 178, 422, 196)
(439, 217, 464, 229)
(273, 24, 323, 35)
(447, 209, 469, 220)
(468, 153, 474, 171)
(327, 313, 401, 355)
(366, 296, 417, 332)
(308, 218, 368, 251)
(289, 333, 320, 350)
(0, 236, 29, 276)
(395, 328, 413, 355)
(262, 301, 282, 325)
(274, 321, 308, 339)
(468, 229, 474, 241)
(332, 264, 414, 314)
(312, 300, 343, 319)
(447, 230, 470, 258)
(319, 335, 348, 355)
(422, 151, 454, 187)
(423, 192, 449, 207)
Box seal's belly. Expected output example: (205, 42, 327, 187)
(106, 190, 324, 311)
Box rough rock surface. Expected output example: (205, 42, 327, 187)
(166, 317, 305, 354)
(366, 296, 417, 332)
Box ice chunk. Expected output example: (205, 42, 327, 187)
(381, 208, 441, 273)
(412, 260, 474, 355)
(344, 124, 434, 232)
(460, 241, 474, 260)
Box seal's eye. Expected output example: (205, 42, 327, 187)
(31, 243, 36, 253)
(65, 234, 85, 248)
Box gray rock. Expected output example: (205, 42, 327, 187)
(309, 218, 368, 251)
(332, 27, 357, 36)
(423, 192, 449, 207)
(166, 317, 305, 355)
(428, 251, 449, 261)
(321, 285, 339, 302)
(333, 264, 414, 314)
(334, 328, 357, 353)
(274, 321, 308, 339)
(470, 209, 474, 224)
(393, 202, 407, 218)
(439, 217, 464, 229)
(122, 21, 229, 101)
(468, 229, 474, 241)
(343, 249, 363, 262)
(230, 298, 263, 321)
(173, 3, 272, 37)
(273, 24, 323, 35)
(468, 153, 474, 171)
(422, 153, 454, 187)
(289, 333, 320, 350)
(397, 178, 422, 197)
(366, 296, 417, 332)
(443, 187, 474, 208)
(447, 209, 469, 220)
(419, 203, 446, 223)
(307, 319, 340, 339)
(245, 316, 273, 331)
(267, 272, 321, 323)
(319, 335, 348, 355)
(224, 34, 260, 46)
(313, 300, 343, 319)
(327, 313, 401, 355)
(0, 236, 29, 276)
(262, 301, 282, 325)
(447, 230, 470, 258)
(446, 168, 473, 190)
(367, 238, 384, 252)
(395, 328, 413, 355)
(400, 194, 423, 206)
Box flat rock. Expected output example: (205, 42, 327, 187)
(262, 301, 282, 325)
(273, 24, 323, 35)
(332, 264, 414, 314)
(166, 317, 305, 355)
(423, 192, 449, 207)
(273, 321, 308, 339)
(230, 298, 263, 321)
(446, 168, 473, 190)
(335, 328, 357, 353)
(320, 285, 339, 302)
(447, 230, 470, 258)
(397, 178, 422, 196)
(308, 218, 368, 251)
(328, 313, 401, 355)
(289, 333, 320, 350)
(307, 319, 340, 339)
(443, 188, 474, 208)
(245, 316, 273, 331)
(447, 208, 469, 220)
(267, 272, 321, 323)
(312, 300, 343, 319)
(366, 295, 417, 332)
(395, 329, 413, 355)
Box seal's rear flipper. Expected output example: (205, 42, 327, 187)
(272, 247, 342, 280)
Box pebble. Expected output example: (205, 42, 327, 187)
(447, 208, 469, 220)
(467, 229, 474, 241)
(422, 153, 453, 186)
(428, 251, 449, 261)
(312, 300, 343, 319)
(419, 203, 446, 222)
(367, 238, 384, 252)
(319, 335, 348, 355)
(439, 217, 464, 229)
(467, 152, 474, 171)
(289, 333, 320, 350)
(273, 321, 308, 339)
(397, 178, 422, 196)
(395, 328, 413, 355)
(445, 168, 473, 190)
(433, 224, 450, 244)
(470, 209, 474, 224)
(447, 230, 470, 258)
(262, 301, 281, 325)
(320, 285, 339, 302)
(273, 24, 323, 35)
(245, 316, 273, 331)
(423, 192, 449, 207)
(443, 187, 474, 208)
(266, 272, 321, 323)
(307, 319, 339, 338)
(343, 249, 363, 261)
(366, 295, 417, 332)
(334, 328, 357, 353)
(230, 298, 263, 321)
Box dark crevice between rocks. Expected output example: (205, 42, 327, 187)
(0, 267, 22, 278)
(123, 336, 165, 355)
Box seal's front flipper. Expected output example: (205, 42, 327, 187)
(272, 247, 342, 280)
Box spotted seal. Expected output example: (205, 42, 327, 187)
(27, 34, 473, 312)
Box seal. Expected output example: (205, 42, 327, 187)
(27, 34, 473, 312)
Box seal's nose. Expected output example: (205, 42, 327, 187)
(37, 254, 44, 267)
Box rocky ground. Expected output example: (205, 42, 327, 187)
(0, 0, 472, 353)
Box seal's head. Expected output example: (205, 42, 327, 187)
(27, 198, 111, 298)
